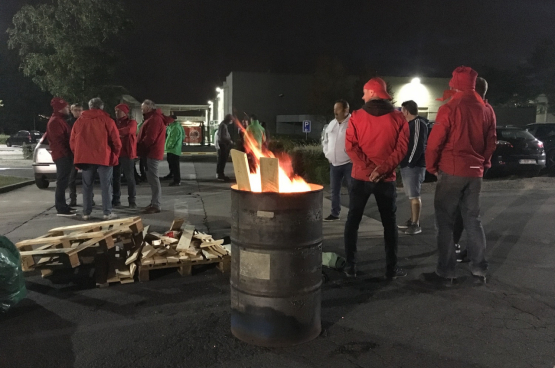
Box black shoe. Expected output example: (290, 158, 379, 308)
(421, 272, 458, 287)
(397, 219, 412, 229)
(324, 214, 340, 222)
(385, 268, 407, 280)
(344, 265, 357, 278)
(129, 202, 137, 209)
(57, 209, 76, 217)
(169, 182, 181, 186)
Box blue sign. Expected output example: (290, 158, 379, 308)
(302, 120, 311, 133)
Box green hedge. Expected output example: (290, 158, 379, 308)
(0, 135, 8, 145)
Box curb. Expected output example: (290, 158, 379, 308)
(0, 180, 35, 194)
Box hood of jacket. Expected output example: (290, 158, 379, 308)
(362, 99, 395, 117)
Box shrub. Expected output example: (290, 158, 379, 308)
(291, 144, 329, 185)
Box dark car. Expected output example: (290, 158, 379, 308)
(6, 130, 42, 147)
(490, 126, 546, 176)
(526, 123, 555, 169)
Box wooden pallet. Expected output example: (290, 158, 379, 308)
(137, 255, 231, 282)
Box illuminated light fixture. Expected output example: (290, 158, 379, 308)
(411, 77, 421, 84)
(208, 100, 213, 105)
(216, 87, 222, 92)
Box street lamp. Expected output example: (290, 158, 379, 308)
(411, 77, 421, 84)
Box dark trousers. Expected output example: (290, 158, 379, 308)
(112, 157, 136, 205)
(139, 157, 147, 179)
(344, 179, 398, 274)
(53, 156, 73, 213)
(167, 153, 181, 183)
(434, 172, 488, 278)
(330, 163, 352, 217)
(217, 145, 231, 176)
(68, 166, 78, 201)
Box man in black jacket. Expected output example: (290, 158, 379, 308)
(216, 114, 234, 181)
(398, 100, 428, 235)
(67, 103, 83, 207)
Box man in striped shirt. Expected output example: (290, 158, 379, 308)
(398, 100, 429, 235)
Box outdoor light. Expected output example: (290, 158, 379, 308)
(216, 87, 222, 92)
(411, 77, 421, 84)
(208, 100, 213, 105)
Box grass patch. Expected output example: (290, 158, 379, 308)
(0, 134, 8, 145)
(0, 175, 29, 188)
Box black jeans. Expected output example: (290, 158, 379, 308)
(54, 156, 73, 213)
(68, 166, 78, 201)
(434, 172, 488, 278)
(344, 179, 398, 274)
(217, 145, 231, 176)
(167, 153, 181, 183)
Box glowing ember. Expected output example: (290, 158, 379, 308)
(235, 118, 311, 193)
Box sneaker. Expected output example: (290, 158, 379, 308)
(82, 215, 91, 221)
(385, 268, 407, 280)
(324, 214, 340, 222)
(405, 223, 422, 235)
(344, 265, 357, 278)
(143, 206, 161, 214)
(169, 182, 181, 186)
(397, 219, 412, 229)
(103, 213, 118, 220)
(129, 202, 137, 209)
(57, 209, 76, 217)
(421, 272, 458, 287)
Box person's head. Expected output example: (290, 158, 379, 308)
(334, 99, 350, 121)
(70, 103, 83, 118)
(362, 77, 392, 102)
(250, 114, 258, 123)
(223, 113, 233, 124)
(475, 77, 488, 99)
(141, 99, 156, 114)
(115, 103, 130, 119)
(51, 97, 69, 116)
(88, 97, 104, 110)
(401, 100, 418, 121)
(449, 66, 478, 92)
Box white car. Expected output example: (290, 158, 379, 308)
(32, 135, 57, 189)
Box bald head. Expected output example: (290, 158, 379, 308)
(475, 77, 488, 99)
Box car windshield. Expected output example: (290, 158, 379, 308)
(497, 129, 535, 140)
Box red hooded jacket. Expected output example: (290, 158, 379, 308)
(46, 112, 72, 161)
(70, 109, 122, 167)
(116, 116, 137, 159)
(137, 109, 166, 160)
(426, 91, 497, 178)
(346, 99, 409, 182)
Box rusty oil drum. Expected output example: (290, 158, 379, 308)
(230, 184, 323, 347)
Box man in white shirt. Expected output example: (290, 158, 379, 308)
(322, 99, 352, 221)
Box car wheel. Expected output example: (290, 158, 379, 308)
(35, 177, 49, 189)
(547, 150, 555, 169)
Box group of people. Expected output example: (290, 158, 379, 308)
(46, 97, 185, 219)
(322, 66, 496, 285)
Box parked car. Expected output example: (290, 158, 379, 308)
(489, 126, 546, 176)
(526, 123, 555, 169)
(6, 130, 42, 147)
(32, 134, 57, 189)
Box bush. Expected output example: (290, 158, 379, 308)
(291, 144, 329, 185)
(0, 135, 8, 145)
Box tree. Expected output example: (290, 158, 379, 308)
(7, 0, 132, 105)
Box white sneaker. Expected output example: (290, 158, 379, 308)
(82, 215, 91, 221)
(103, 213, 118, 220)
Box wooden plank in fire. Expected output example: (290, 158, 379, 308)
(260, 157, 279, 192)
(230, 149, 251, 191)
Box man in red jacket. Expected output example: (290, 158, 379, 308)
(112, 103, 137, 208)
(70, 98, 122, 221)
(344, 77, 409, 279)
(137, 99, 166, 214)
(425, 67, 497, 285)
(46, 97, 75, 216)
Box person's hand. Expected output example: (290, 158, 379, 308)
(369, 168, 383, 182)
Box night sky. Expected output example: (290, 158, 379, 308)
(1, 0, 555, 105)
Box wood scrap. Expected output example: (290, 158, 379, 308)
(260, 157, 280, 192)
(230, 149, 251, 191)
(176, 224, 195, 251)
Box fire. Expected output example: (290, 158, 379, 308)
(234, 118, 311, 193)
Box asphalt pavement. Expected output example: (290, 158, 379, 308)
(0, 155, 554, 368)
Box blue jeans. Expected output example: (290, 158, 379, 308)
(344, 180, 398, 274)
(112, 157, 136, 205)
(330, 163, 352, 217)
(146, 158, 161, 209)
(82, 165, 113, 216)
(434, 172, 488, 278)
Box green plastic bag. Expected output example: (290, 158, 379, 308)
(0, 235, 27, 313)
(322, 252, 346, 271)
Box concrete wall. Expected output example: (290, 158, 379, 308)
(276, 114, 327, 140)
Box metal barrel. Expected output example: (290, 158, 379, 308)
(230, 184, 323, 347)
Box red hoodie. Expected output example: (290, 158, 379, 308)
(137, 109, 166, 160)
(70, 109, 122, 167)
(426, 91, 497, 178)
(46, 112, 71, 161)
(116, 116, 137, 159)
(346, 99, 409, 182)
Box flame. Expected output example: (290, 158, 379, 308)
(234, 118, 311, 193)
